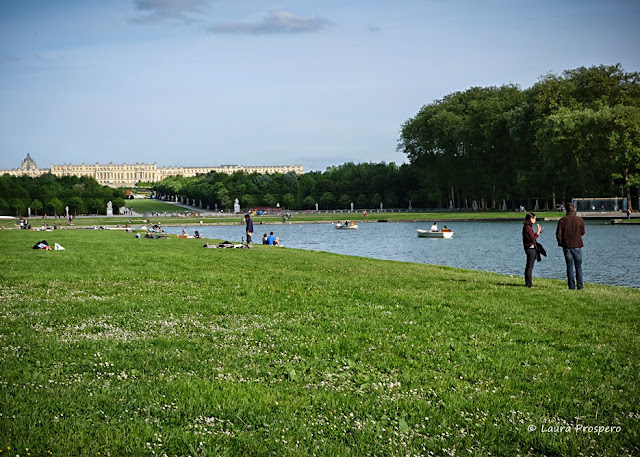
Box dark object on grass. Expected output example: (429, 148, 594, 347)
(32, 240, 49, 249)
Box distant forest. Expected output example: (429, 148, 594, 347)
(2, 64, 638, 216)
(399, 64, 639, 210)
(0, 174, 126, 217)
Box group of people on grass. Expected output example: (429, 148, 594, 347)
(244, 214, 280, 247)
(522, 203, 585, 290)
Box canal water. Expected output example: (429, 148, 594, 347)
(162, 220, 639, 288)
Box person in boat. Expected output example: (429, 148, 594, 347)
(430, 222, 438, 232)
(522, 212, 542, 288)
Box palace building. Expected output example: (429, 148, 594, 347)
(1, 155, 304, 187)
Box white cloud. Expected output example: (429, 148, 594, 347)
(208, 9, 332, 34)
(132, 0, 205, 24)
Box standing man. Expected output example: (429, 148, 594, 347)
(556, 203, 586, 290)
(244, 213, 254, 246)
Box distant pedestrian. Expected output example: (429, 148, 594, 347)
(556, 203, 586, 290)
(627, 207, 632, 220)
(244, 214, 254, 245)
(522, 212, 542, 288)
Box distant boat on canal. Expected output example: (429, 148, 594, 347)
(417, 228, 454, 238)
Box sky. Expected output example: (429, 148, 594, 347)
(1, 0, 639, 172)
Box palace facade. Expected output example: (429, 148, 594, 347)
(1, 155, 304, 187)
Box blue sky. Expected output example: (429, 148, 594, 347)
(1, 0, 639, 172)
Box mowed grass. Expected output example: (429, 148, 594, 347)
(126, 199, 188, 214)
(0, 230, 638, 456)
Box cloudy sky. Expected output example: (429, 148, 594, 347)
(1, 0, 638, 172)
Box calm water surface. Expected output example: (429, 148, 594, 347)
(163, 221, 639, 288)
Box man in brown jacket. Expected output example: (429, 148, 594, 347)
(555, 203, 586, 289)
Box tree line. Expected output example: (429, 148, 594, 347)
(152, 161, 414, 211)
(0, 173, 126, 217)
(398, 64, 640, 210)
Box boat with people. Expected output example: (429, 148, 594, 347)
(335, 221, 358, 230)
(417, 228, 454, 238)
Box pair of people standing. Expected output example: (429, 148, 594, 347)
(522, 203, 585, 289)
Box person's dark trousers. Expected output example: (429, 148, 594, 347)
(524, 247, 536, 287)
(563, 247, 583, 290)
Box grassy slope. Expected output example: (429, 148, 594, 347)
(0, 230, 638, 456)
(126, 199, 184, 214)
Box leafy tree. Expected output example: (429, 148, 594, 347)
(0, 198, 8, 216)
(47, 198, 63, 216)
(11, 198, 27, 217)
(370, 193, 382, 208)
(87, 198, 104, 215)
(281, 193, 295, 209)
(302, 195, 316, 209)
(338, 194, 351, 208)
(384, 192, 398, 208)
(112, 197, 126, 214)
(68, 197, 84, 215)
(240, 194, 256, 210)
(607, 105, 640, 209)
(30, 199, 43, 216)
(356, 194, 368, 209)
(262, 193, 276, 207)
(320, 192, 335, 209)
(217, 187, 231, 210)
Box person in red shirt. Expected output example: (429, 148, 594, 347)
(522, 212, 542, 288)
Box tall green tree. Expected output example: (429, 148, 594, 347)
(30, 199, 43, 216)
(319, 192, 335, 210)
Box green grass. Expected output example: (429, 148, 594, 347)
(1, 230, 638, 456)
(125, 199, 188, 214)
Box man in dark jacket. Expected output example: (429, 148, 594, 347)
(556, 203, 586, 290)
(244, 213, 254, 246)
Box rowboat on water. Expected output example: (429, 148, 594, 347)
(335, 221, 358, 230)
(417, 229, 454, 238)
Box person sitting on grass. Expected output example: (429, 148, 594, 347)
(267, 232, 276, 245)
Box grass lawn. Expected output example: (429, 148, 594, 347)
(0, 230, 638, 456)
(125, 199, 187, 214)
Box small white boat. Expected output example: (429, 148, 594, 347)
(417, 229, 454, 238)
(335, 221, 358, 229)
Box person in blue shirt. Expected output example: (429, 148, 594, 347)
(266, 232, 276, 245)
